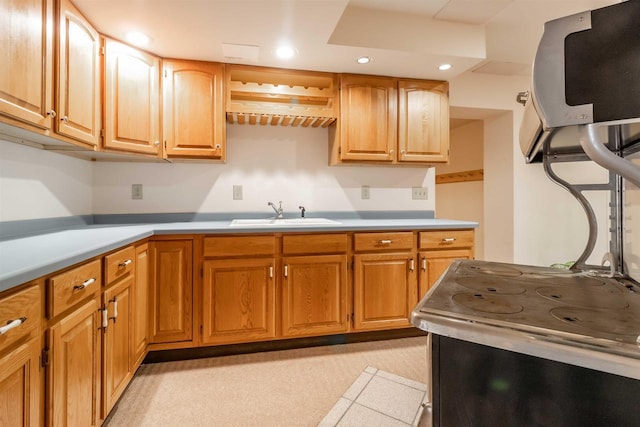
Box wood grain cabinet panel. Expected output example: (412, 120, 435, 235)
(281, 255, 348, 337)
(339, 75, 397, 161)
(49, 260, 101, 319)
(0, 337, 41, 427)
(0, 0, 53, 130)
(419, 248, 474, 298)
(398, 80, 449, 163)
(49, 298, 101, 427)
(163, 59, 225, 159)
(102, 276, 133, 415)
(103, 38, 161, 155)
(56, 0, 101, 147)
(202, 258, 275, 345)
(149, 240, 193, 344)
(131, 243, 149, 368)
(0, 284, 42, 352)
(353, 253, 417, 331)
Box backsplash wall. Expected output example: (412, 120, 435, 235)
(93, 125, 435, 216)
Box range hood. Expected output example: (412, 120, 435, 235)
(520, 0, 640, 165)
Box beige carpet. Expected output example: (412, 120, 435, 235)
(104, 337, 428, 427)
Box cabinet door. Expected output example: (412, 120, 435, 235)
(202, 258, 275, 345)
(339, 75, 396, 161)
(103, 276, 133, 415)
(0, 0, 53, 130)
(353, 253, 417, 331)
(398, 80, 449, 163)
(163, 60, 225, 159)
(282, 255, 348, 337)
(103, 38, 161, 155)
(49, 298, 101, 427)
(149, 240, 193, 344)
(56, 0, 101, 146)
(419, 249, 473, 298)
(0, 337, 41, 427)
(131, 243, 149, 368)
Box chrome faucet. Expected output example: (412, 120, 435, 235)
(268, 201, 284, 219)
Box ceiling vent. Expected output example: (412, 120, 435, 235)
(222, 43, 259, 62)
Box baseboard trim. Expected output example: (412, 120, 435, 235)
(143, 328, 427, 364)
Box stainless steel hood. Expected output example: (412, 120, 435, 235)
(520, 1, 640, 165)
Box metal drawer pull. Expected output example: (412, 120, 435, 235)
(379, 239, 393, 244)
(284, 265, 289, 277)
(73, 277, 96, 291)
(422, 258, 427, 271)
(442, 238, 456, 243)
(410, 259, 415, 272)
(269, 265, 273, 278)
(101, 309, 108, 330)
(118, 259, 132, 268)
(0, 317, 26, 335)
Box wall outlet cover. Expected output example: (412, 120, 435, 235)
(412, 187, 428, 200)
(132, 184, 143, 200)
(361, 185, 370, 200)
(233, 185, 243, 200)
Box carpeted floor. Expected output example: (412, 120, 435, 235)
(104, 337, 429, 427)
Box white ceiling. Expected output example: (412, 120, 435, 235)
(73, 0, 618, 83)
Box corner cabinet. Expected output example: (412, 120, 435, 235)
(149, 239, 193, 345)
(163, 60, 225, 160)
(0, 0, 54, 131)
(103, 38, 161, 156)
(331, 75, 449, 166)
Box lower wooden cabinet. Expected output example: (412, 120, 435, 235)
(132, 243, 149, 368)
(202, 258, 276, 345)
(353, 253, 417, 331)
(102, 276, 133, 415)
(0, 337, 41, 427)
(149, 240, 193, 344)
(419, 249, 473, 298)
(49, 298, 101, 427)
(281, 255, 348, 337)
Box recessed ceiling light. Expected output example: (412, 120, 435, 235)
(356, 56, 371, 64)
(276, 46, 296, 59)
(126, 31, 150, 47)
(438, 63, 452, 71)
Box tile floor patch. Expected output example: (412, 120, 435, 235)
(319, 367, 427, 427)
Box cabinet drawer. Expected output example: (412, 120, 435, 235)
(204, 235, 276, 257)
(105, 246, 135, 285)
(0, 284, 41, 352)
(49, 259, 102, 318)
(283, 234, 348, 255)
(419, 230, 474, 250)
(354, 232, 414, 252)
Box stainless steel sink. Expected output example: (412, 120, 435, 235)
(229, 218, 340, 227)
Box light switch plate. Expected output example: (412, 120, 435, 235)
(233, 185, 243, 200)
(412, 187, 428, 200)
(132, 184, 143, 200)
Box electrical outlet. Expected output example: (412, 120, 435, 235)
(233, 185, 243, 200)
(132, 184, 143, 200)
(412, 187, 428, 200)
(361, 185, 370, 200)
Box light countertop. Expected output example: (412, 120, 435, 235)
(0, 217, 477, 293)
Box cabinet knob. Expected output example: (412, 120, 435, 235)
(154, 141, 160, 147)
(401, 150, 405, 155)
(390, 149, 394, 154)
(47, 110, 56, 118)
(215, 144, 221, 149)
(61, 116, 68, 123)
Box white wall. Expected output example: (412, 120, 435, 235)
(0, 140, 93, 221)
(435, 120, 484, 260)
(92, 125, 435, 215)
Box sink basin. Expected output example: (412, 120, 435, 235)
(229, 218, 340, 227)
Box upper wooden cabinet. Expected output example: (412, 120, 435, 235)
(338, 75, 397, 162)
(331, 75, 449, 166)
(163, 60, 225, 159)
(103, 38, 161, 156)
(56, 0, 101, 147)
(0, 0, 54, 131)
(398, 80, 449, 163)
